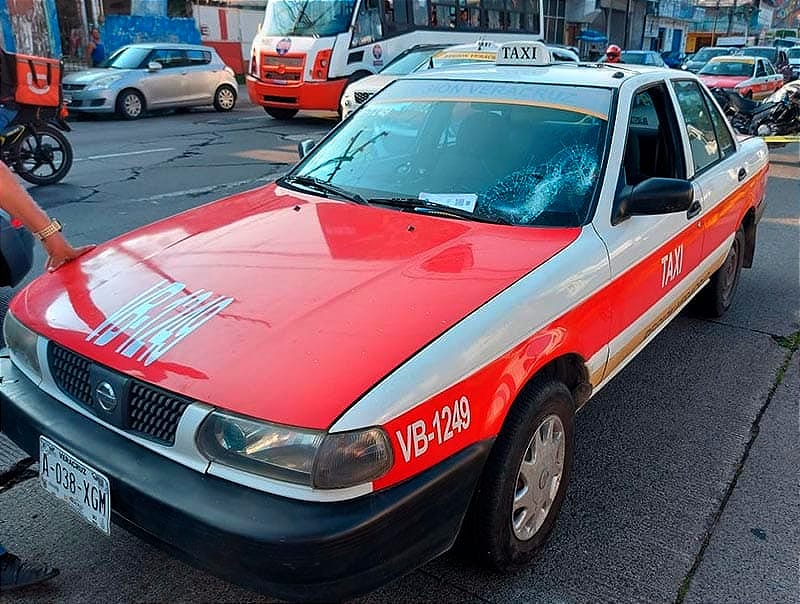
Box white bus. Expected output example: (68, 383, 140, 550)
(246, 0, 545, 119)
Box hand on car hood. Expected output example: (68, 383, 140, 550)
(11, 184, 580, 428)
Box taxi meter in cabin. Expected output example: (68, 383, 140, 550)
(0, 43, 768, 602)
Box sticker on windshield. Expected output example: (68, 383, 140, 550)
(419, 192, 478, 213)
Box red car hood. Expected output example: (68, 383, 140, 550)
(12, 184, 580, 428)
(699, 74, 746, 88)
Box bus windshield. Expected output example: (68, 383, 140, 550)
(262, 0, 356, 37)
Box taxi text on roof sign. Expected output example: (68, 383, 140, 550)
(496, 41, 550, 66)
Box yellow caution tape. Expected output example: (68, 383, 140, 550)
(761, 135, 800, 143)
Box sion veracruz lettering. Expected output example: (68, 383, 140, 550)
(86, 279, 234, 366)
(396, 396, 472, 463)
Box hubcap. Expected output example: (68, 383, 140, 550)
(720, 238, 740, 306)
(512, 414, 565, 541)
(218, 88, 235, 109)
(124, 94, 142, 117)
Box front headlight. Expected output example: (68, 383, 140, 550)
(87, 75, 122, 90)
(2, 311, 41, 377)
(197, 410, 392, 489)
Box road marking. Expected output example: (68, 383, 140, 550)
(75, 148, 175, 161)
(126, 174, 280, 204)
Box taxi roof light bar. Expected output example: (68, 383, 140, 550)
(496, 41, 551, 67)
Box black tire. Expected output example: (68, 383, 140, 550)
(0, 287, 9, 347)
(460, 379, 575, 569)
(695, 227, 745, 317)
(116, 89, 145, 120)
(213, 84, 237, 112)
(12, 125, 74, 186)
(264, 107, 298, 120)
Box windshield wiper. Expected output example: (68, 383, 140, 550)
(280, 175, 368, 205)
(368, 197, 512, 225)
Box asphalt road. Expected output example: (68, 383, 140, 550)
(0, 98, 798, 603)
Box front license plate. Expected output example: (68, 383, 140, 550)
(39, 436, 111, 535)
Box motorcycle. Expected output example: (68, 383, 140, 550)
(1, 103, 73, 186)
(711, 82, 800, 138)
(1, 48, 73, 186)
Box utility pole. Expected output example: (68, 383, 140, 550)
(727, 0, 738, 35)
(624, 0, 633, 47)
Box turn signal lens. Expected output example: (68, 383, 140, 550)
(312, 428, 393, 489)
(2, 312, 41, 378)
(311, 49, 332, 81)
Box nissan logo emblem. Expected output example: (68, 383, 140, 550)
(95, 381, 117, 412)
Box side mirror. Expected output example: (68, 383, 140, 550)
(297, 139, 316, 159)
(147, 62, 162, 72)
(613, 177, 694, 225)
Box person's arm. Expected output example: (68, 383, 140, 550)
(0, 162, 93, 271)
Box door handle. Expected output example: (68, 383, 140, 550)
(738, 167, 747, 182)
(687, 199, 702, 219)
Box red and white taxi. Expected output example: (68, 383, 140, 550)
(698, 55, 784, 99)
(1, 43, 768, 601)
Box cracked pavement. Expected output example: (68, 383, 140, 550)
(0, 102, 797, 603)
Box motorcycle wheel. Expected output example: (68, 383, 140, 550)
(12, 125, 73, 186)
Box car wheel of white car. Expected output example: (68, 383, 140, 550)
(697, 226, 745, 317)
(461, 378, 575, 569)
(116, 89, 145, 120)
(214, 85, 237, 112)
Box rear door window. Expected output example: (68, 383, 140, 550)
(186, 50, 212, 65)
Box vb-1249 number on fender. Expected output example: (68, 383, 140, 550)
(39, 436, 111, 535)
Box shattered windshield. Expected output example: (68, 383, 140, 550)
(262, 0, 355, 37)
(289, 79, 611, 227)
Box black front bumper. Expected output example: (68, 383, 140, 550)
(0, 359, 492, 602)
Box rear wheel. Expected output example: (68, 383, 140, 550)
(460, 379, 575, 569)
(264, 107, 298, 120)
(116, 89, 145, 120)
(12, 125, 73, 186)
(213, 85, 237, 112)
(696, 227, 745, 317)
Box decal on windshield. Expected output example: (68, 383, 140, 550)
(419, 192, 478, 213)
(85, 279, 234, 366)
(378, 80, 611, 120)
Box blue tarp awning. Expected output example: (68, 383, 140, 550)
(577, 29, 608, 43)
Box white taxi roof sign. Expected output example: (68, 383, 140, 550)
(496, 41, 550, 66)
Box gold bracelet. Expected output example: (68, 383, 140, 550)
(34, 219, 63, 241)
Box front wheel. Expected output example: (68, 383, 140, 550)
(116, 89, 145, 120)
(460, 379, 575, 569)
(264, 107, 298, 120)
(213, 85, 237, 112)
(12, 125, 73, 186)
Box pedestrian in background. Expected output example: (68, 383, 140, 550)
(0, 159, 93, 591)
(87, 28, 105, 67)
